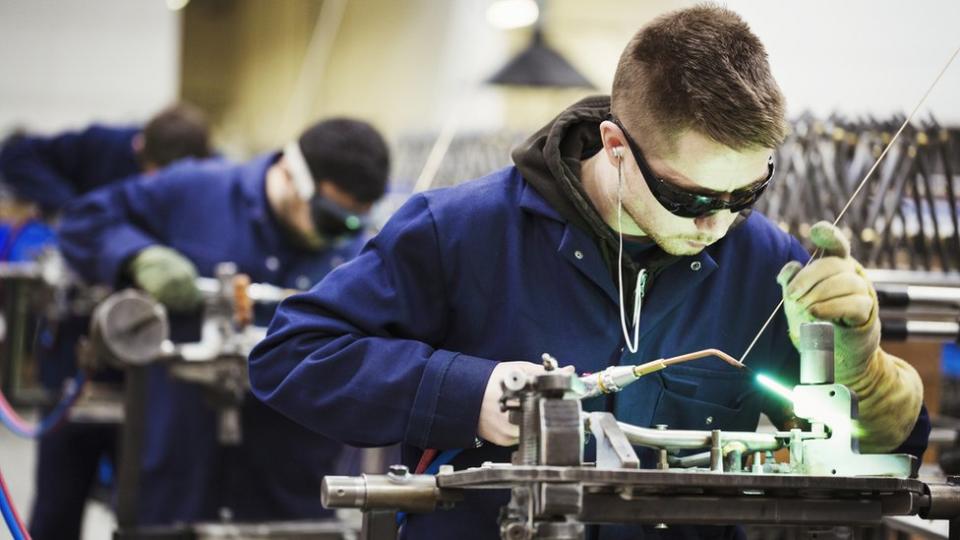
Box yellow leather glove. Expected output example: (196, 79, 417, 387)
(776, 221, 922, 452)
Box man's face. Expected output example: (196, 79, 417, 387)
(269, 158, 372, 249)
(610, 125, 773, 256)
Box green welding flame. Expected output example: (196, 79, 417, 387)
(755, 373, 795, 402)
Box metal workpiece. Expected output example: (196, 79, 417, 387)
(920, 479, 960, 520)
(709, 430, 723, 472)
(87, 289, 169, 368)
(615, 421, 781, 452)
(321, 470, 447, 513)
(792, 383, 915, 477)
(532, 521, 585, 540)
(434, 466, 927, 492)
(539, 399, 583, 466)
(578, 492, 918, 527)
(197, 275, 292, 304)
(723, 441, 747, 473)
(501, 366, 583, 467)
(190, 520, 357, 539)
(516, 392, 539, 465)
(585, 413, 639, 470)
(799, 322, 835, 384)
(323, 369, 960, 539)
(539, 483, 583, 517)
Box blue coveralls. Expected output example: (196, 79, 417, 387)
(249, 167, 930, 539)
(58, 153, 360, 525)
(0, 125, 141, 212)
(1, 125, 141, 540)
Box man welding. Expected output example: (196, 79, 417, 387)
(57, 117, 389, 527)
(0, 103, 211, 540)
(249, 6, 929, 539)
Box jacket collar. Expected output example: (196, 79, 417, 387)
(519, 169, 719, 315)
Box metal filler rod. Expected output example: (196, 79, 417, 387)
(738, 43, 960, 365)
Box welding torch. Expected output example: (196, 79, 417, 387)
(555, 349, 749, 400)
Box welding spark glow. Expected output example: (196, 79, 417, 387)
(755, 373, 795, 403)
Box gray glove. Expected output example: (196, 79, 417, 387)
(128, 246, 201, 312)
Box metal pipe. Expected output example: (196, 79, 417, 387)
(882, 319, 960, 342)
(866, 269, 960, 287)
(322, 472, 442, 513)
(710, 430, 723, 472)
(876, 283, 960, 309)
(615, 422, 781, 452)
(799, 322, 835, 385)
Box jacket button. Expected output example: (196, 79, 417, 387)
(574, 250, 584, 260)
(705, 416, 714, 425)
(265, 256, 280, 271)
(690, 261, 702, 271)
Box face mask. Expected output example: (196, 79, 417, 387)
(310, 195, 366, 238)
(284, 141, 367, 240)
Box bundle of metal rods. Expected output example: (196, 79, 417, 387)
(757, 114, 960, 272)
(393, 116, 959, 273)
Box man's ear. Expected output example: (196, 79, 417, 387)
(599, 120, 627, 167)
(131, 132, 145, 156)
(131, 133, 159, 173)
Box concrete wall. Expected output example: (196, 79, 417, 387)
(0, 0, 181, 134)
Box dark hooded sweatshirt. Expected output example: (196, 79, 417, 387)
(512, 95, 682, 305)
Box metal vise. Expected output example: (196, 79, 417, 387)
(790, 322, 916, 477)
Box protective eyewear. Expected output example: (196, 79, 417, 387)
(610, 116, 775, 219)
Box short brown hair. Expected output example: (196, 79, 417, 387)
(611, 4, 786, 155)
(141, 103, 211, 167)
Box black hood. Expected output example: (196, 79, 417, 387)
(511, 95, 679, 296)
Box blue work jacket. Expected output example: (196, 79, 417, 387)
(58, 153, 363, 525)
(249, 167, 929, 539)
(0, 125, 140, 211)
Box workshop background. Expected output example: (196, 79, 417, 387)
(1, 0, 958, 538)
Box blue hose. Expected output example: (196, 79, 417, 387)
(0, 467, 27, 540)
(0, 372, 87, 438)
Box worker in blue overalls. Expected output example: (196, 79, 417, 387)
(1, 103, 211, 215)
(249, 7, 930, 540)
(0, 103, 211, 540)
(58, 117, 390, 526)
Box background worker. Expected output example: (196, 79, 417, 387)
(58, 117, 389, 525)
(0, 103, 211, 216)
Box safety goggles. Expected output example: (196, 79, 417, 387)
(284, 141, 366, 237)
(610, 116, 775, 219)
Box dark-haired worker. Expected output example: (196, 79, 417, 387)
(249, 6, 929, 539)
(57, 118, 389, 527)
(0, 103, 211, 215)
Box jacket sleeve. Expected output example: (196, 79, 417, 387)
(57, 172, 179, 286)
(0, 132, 86, 210)
(249, 194, 498, 449)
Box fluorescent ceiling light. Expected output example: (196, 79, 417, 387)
(487, 0, 539, 30)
